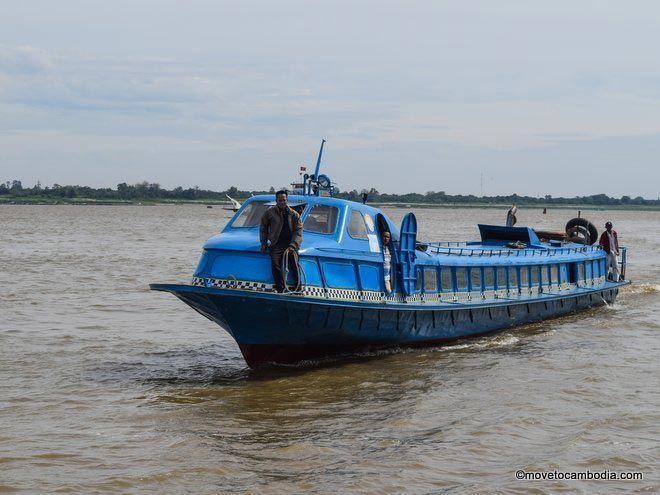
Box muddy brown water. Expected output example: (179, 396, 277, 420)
(1, 205, 658, 494)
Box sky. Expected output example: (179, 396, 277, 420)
(1, 0, 659, 197)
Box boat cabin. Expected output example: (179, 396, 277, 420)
(193, 193, 614, 304)
(196, 194, 399, 295)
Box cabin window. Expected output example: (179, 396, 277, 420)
(550, 265, 559, 286)
(496, 267, 506, 290)
(424, 268, 438, 292)
(456, 267, 468, 291)
(470, 267, 482, 292)
(484, 267, 495, 289)
(303, 205, 339, 234)
(440, 267, 453, 292)
(558, 264, 567, 284)
(585, 261, 593, 280)
(568, 263, 577, 284)
(592, 259, 599, 279)
(416, 268, 423, 291)
(347, 210, 368, 239)
(578, 262, 585, 282)
(520, 266, 529, 288)
(508, 266, 518, 290)
(599, 258, 606, 278)
(363, 214, 376, 234)
(232, 201, 269, 228)
(531, 266, 540, 286)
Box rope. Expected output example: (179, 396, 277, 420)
(280, 246, 305, 294)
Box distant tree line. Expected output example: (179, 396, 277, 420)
(335, 188, 658, 206)
(0, 180, 273, 202)
(1, 180, 658, 206)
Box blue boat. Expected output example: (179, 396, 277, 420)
(151, 144, 630, 368)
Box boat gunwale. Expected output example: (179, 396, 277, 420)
(149, 280, 629, 312)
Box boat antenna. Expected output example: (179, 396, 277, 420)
(313, 139, 326, 181)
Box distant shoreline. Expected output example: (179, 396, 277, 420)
(2, 197, 659, 211)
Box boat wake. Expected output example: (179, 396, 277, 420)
(272, 333, 525, 369)
(622, 282, 660, 295)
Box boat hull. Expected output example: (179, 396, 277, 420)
(151, 283, 625, 368)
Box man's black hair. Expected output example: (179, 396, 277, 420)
(275, 189, 288, 198)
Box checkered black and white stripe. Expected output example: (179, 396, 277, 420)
(188, 274, 606, 305)
(192, 276, 273, 292)
(325, 287, 361, 300)
(361, 291, 385, 302)
(494, 289, 507, 299)
(423, 293, 440, 303)
(386, 292, 406, 303)
(302, 285, 326, 298)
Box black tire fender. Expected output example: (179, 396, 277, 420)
(566, 218, 598, 245)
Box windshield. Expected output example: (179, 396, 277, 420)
(232, 201, 269, 227)
(303, 205, 339, 234)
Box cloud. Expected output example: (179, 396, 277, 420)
(0, 45, 53, 74)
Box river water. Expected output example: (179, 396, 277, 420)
(1, 205, 658, 494)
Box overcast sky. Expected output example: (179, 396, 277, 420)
(1, 1, 659, 197)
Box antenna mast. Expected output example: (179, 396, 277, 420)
(313, 139, 326, 180)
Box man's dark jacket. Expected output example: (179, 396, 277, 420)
(260, 206, 303, 249)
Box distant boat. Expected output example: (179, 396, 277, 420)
(225, 194, 242, 212)
(207, 205, 213, 209)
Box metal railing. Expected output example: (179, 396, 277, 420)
(619, 246, 628, 280)
(425, 243, 604, 258)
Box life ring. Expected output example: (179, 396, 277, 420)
(567, 226, 589, 244)
(317, 174, 331, 189)
(565, 218, 598, 245)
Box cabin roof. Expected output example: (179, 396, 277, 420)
(247, 194, 383, 216)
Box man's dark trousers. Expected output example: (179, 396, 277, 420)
(270, 245, 300, 293)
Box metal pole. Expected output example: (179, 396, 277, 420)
(313, 139, 326, 183)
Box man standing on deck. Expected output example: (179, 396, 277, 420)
(260, 190, 303, 293)
(381, 231, 393, 293)
(599, 221, 620, 281)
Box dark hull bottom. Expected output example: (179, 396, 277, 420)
(155, 284, 623, 368)
(238, 332, 499, 368)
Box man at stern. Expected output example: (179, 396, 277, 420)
(599, 221, 620, 281)
(260, 190, 303, 293)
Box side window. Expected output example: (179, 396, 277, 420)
(347, 210, 368, 239)
(550, 264, 559, 286)
(520, 266, 529, 288)
(592, 259, 599, 278)
(303, 205, 339, 234)
(484, 267, 495, 289)
(531, 265, 540, 286)
(578, 262, 585, 282)
(456, 268, 468, 291)
(231, 201, 269, 227)
(496, 267, 506, 290)
(559, 264, 567, 284)
(441, 267, 453, 292)
(416, 268, 423, 291)
(508, 266, 518, 290)
(363, 214, 376, 234)
(424, 267, 437, 292)
(470, 267, 482, 292)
